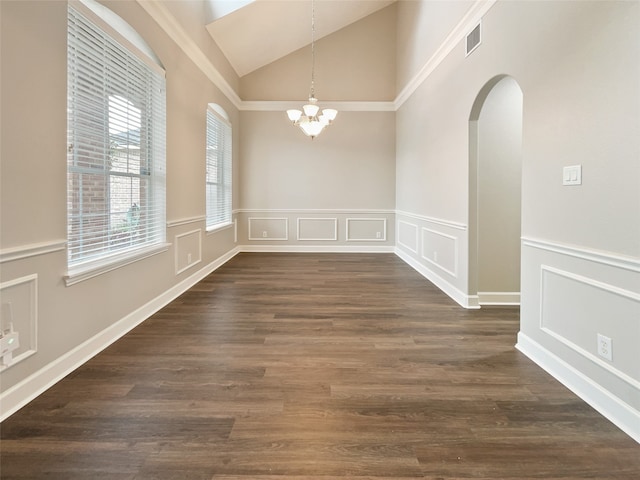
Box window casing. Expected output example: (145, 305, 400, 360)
(206, 107, 232, 231)
(67, 3, 166, 278)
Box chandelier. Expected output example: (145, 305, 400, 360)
(286, 0, 338, 139)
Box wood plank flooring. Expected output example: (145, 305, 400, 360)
(1, 253, 638, 479)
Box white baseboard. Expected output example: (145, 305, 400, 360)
(516, 332, 640, 444)
(394, 248, 479, 309)
(478, 291, 521, 305)
(240, 245, 396, 253)
(0, 247, 240, 422)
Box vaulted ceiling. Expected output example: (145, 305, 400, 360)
(203, 0, 396, 77)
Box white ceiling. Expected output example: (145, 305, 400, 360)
(205, 0, 396, 77)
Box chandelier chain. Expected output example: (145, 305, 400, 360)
(310, 0, 316, 98)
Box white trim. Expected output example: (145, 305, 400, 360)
(539, 265, 640, 389)
(167, 216, 205, 228)
(296, 218, 338, 241)
(240, 101, 396, 112)
(395, 0, 497, 108)
(421, 227, 458, 278)
(0, 274, 38, 372)
(397, 220, 419, 254)
(395, 247, 478, 309)
(236, 208, 395, 215)
(247, 217, 289, 241)
(174, 229, 202, 275)
(136, 0, 495, 113)
(206, 222, 234, 235)
(0, 247, 240, 422)
(0, 240, 67, 264)
(241, 245, 394, 253)
(522, 237, 640, 273)
(64, 243, 171, 287)
(395, 210, 467, 230)
(516, 332, 640, 444)
(135, 0, 242, 109)
(478, 291, 520, 305)
(346, 218, 387, 242)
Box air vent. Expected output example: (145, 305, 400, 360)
(466, 22, 481, 56)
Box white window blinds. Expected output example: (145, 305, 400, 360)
(206, 107, 232, 230)
(67, 4, 166, 271)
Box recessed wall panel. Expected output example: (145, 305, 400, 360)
(297, 218, 338, 241)
(248, 218, 289, 241)
(421, 227, 458, 277)
(346, 218, 386, 241)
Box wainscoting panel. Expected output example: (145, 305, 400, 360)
(421, 227, 458, 277)
(397, 221, 418, 253)
(518, 237, 640, 443)
(346, 218, 386, 242)
(297, 218, 338, 241)
(393, 211, 470, 308)
(175, 229, 202, 275)
(0, 275, 38, 371)
(236, 210, 395, 251)
(248, 217, 289, 241)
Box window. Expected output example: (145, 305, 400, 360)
(206, 106, 232, 230)
(66, 2, 166, 279)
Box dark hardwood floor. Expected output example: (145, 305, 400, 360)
(1, 253, 638, 479)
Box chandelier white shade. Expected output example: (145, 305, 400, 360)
(286, 0, 337, 139)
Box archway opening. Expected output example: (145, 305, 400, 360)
(469, 76, 523, 306)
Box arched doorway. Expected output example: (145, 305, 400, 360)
(469, 76, 523, 306)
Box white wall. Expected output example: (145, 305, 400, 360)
(395, 0, 640, 440)
(0, 0, 239, 419)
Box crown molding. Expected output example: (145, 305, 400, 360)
(138, 0, 496, 113)
(136, 0, 242, 109)
(394, 0, 497, 109)
(239, 101, 396, 112)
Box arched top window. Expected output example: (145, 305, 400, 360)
(66, 0, 166, 283)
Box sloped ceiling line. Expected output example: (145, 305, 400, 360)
(136, 0, 496, 112)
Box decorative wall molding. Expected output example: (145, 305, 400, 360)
(0, 240, 67, 264)
(0, 247, 241, 422)
(396, 210, 467, 231)
(397, 220, 419, 254)
(395, 247, 478, 309)
(516, 332, 640, 444)
(0, 274, 38, 372)
(236, 208, 395, 215)
(297, 218, 338, 241)
(137, 0, 496, 113)
(167, 216, 205, 228)
(421, 227, 458, 278)
(136, 0, 242, 108)
(346, 218, 387, 242)
(394, 0, 498, 108)
(174, 229, 202, 275)
(523, 237, 640, 273)
(239, 101, 396, 112)
(539, 265, 640, 389)
(248, 217, 289, 241)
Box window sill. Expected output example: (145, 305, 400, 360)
(206, 222, 234, 235)
(65, 243, 171, 287)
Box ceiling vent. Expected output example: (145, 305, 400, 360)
(466, 22, 481, 57)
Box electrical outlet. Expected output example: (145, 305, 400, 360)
(262, 231, 267, 238)
(187, 253, 192, 263)
(597, 333, 612, 361)
(433, 251, 438, 262)
(376, 232, 381, 239)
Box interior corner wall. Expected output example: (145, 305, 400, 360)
(0, 0, 238, 419)
(395, 0, 639, 441)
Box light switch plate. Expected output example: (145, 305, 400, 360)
(563, 165, 582, 186)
